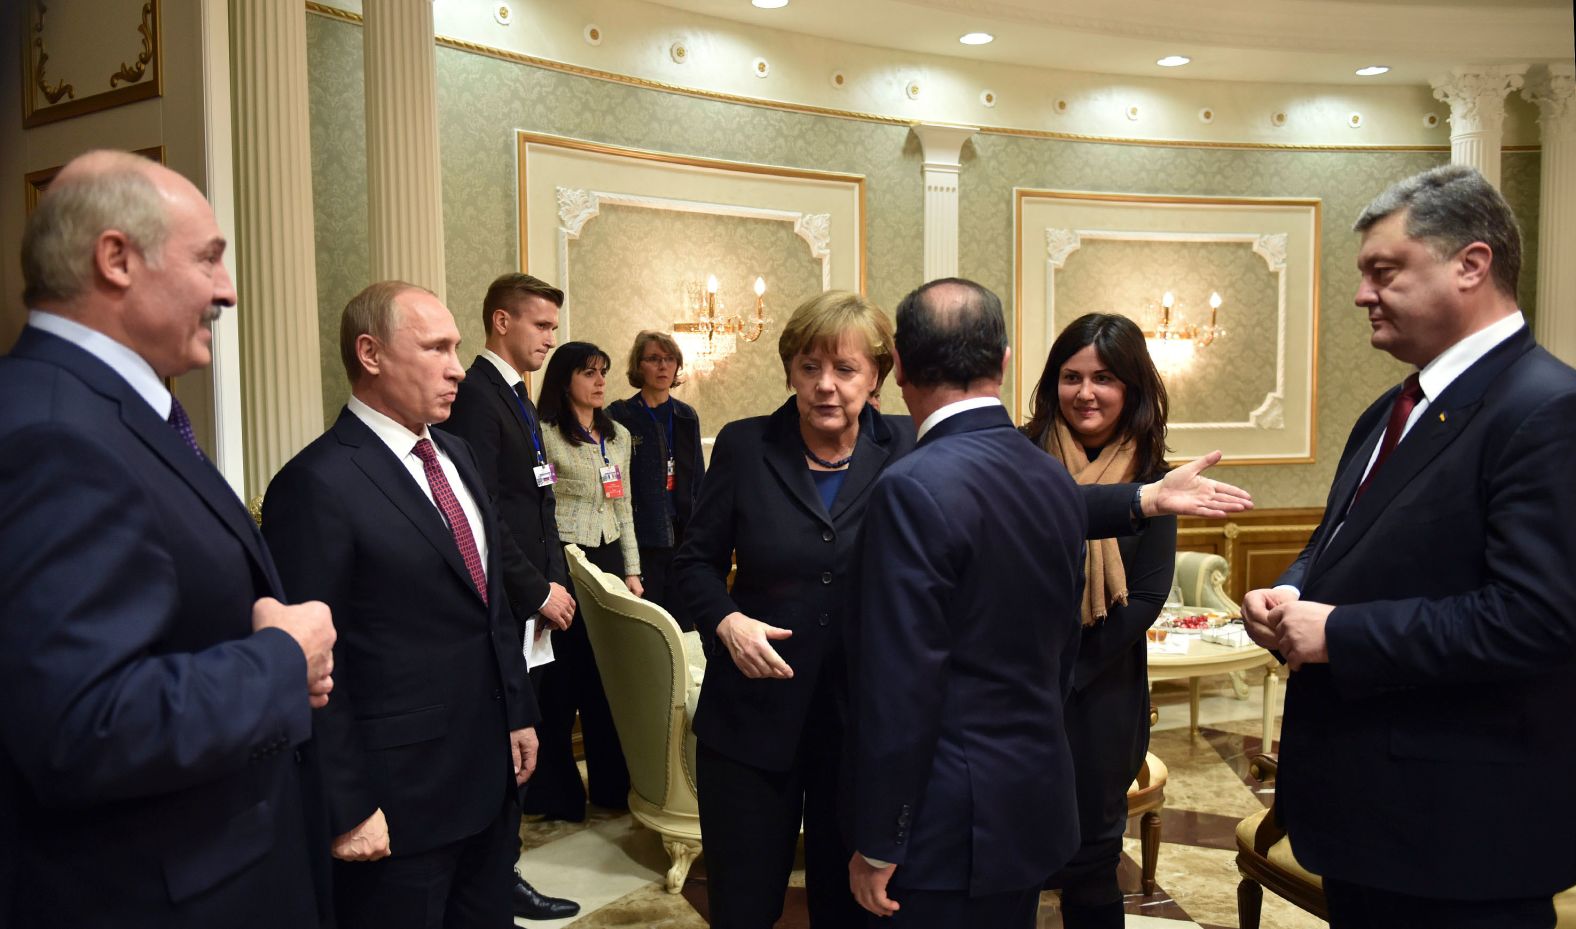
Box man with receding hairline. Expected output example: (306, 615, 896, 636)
(264, 280, 540, 929)
(0, 149, 336, 927)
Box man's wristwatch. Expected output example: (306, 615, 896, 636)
(1130, 485, 1146, 522)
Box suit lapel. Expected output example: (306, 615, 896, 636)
(1310, 328, 1534, 577)
(14, 328, 282, 594)
(337, 411, 479, 601)
(473, 358, 538, 453)
(762, 400, 835, 528)
(829, 409, 894, 522)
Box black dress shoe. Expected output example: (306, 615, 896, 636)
(512, 871, 581, 920)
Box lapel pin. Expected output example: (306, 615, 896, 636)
(1438, 412, 1446, 422)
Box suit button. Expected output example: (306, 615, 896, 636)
(819, 612, 830, 627)
(821, 572, 833, 585)
(822, 529, 834, 542)
(493, 689, 502, 702)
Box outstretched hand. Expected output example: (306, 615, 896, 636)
(1144, 451, 1253, 519)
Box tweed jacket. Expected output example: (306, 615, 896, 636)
(543, 420, 640, 575)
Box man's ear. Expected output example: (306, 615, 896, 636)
(356, 333, 383, 379)
(94, 230, 135, 291)
(1455, 241, 1494, 292)
(1000, 345, 1012, 383)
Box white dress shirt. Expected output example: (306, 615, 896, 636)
(347, 394, 489, 579)
(29, 310, 172, 419)
(916, 396, 1003, 442)
(481, 348, 524, 390)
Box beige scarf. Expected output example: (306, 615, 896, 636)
(1040, 417, 1135, 626)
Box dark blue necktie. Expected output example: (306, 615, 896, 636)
(167, 396, 205, 459)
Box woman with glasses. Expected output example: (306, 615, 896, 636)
(532, 341, 639, 819)
(607, 331, 705, 624)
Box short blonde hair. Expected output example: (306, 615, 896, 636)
(777, 290, 894, 388)
(625, 330, 686, 389)
(339, 280, 433, 384)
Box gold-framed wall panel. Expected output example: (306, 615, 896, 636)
(21, 0, 164, 129)
(1176, 508, 1324, 602)
(24, 145, 165, 215)
(1013, 188, 1322, 466)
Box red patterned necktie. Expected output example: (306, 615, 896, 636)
(412, 437, 488, 603)
(1353, 372, 1424, 503)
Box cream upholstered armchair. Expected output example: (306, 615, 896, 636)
(564, 544, 705, 893)
(1169, 550, 1237, 613)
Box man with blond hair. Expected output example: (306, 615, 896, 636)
(0, 150, 336, 927)
(264, 280, 539, 929)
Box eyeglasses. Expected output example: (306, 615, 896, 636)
(641, 355, 678, 366)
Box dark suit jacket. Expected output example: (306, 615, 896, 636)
(262, 409, 538, 857)
(0, 327, 325, 927)
(846, 404, 1089, 897)
(673, 398, 915, 771)
(1277, 326, 1576, 900)
(607, 393, 705, 550)
(437, 357, 565, 631)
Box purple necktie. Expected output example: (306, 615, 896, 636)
(412, 438, 489, 604)
(167, 397, 205, 459)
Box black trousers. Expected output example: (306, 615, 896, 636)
(695, 675, 862, 929)
(637, 544, 689, 630)
(880, 884, 1040, 929)
(1323, 878, 1555, 929)
(524, 541, 631, 819)
(333, 796, 517, 929)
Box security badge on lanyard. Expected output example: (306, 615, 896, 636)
(534, 462, 556, 488)
(600, 464, 624, 498)
(666, 457, 676, 491)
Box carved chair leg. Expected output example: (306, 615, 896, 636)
(1237, 876, 1264, 929)
(1140, 810, 1161, 895)
(663, 839, 701, 894)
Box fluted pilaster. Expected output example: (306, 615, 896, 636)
(911, 124, 977, 282)
(1524, 63, 1576, 364)
(1430, 65, 1528, 188)
(364, 0, 446, 301)
(231, 0, 324, 499)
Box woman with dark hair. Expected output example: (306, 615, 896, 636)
(607, 331, 704, 623)
(1024, 313, 1179, 928)
(529, 341, 637, 820)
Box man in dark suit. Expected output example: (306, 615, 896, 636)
(1243, 165, 1576, 928)
(436, 272, 579, 920)
(263, 281, 539, 929)
(0, 150, 336, 927)
(844, 279, 1095, 928)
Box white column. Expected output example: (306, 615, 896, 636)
(1524, 63, 1576, 364)
(911, 123, 977, 282)
(364, 0, 446, 302)
(231, 0, 325, 500)
(1430, 65, 1528, 188)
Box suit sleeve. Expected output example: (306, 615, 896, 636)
(261, 463, 379, 837)
(1074, 515, 1177, 688)
(0, 425, 308, 807)
(850, 471, 957, 864)
(1327, 390, 1576, 697)
(672, 423, 742, 640)
(1081, 483, 1141, 539)
(439, 390, 552, 614)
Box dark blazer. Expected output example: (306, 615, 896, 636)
(846, 404, 1088, 897)
(673, 397, 915, 771)
(1276, 326, 1576, 900)
(606, 393, 704, 549)
(0, 327, 325, 927)
(437, 357, 565, 627)
(262, 409, 538, 857)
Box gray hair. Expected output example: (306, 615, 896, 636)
(340, 280, 432, 384)
(21, 153, 170, 305)
(1353, 164, 1521, 301)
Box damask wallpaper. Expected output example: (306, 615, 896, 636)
(566, 203, 838, 431)
(1050, 240, 1280, 426)
(304, 12, 1541, 507)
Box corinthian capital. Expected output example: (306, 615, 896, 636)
(1522, 63, 1576, 128)
(1430, 65, 1529, 132)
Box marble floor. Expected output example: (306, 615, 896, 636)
(512, 669, 1317, 929)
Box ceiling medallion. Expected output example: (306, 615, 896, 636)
(753, 57, 770, 78)
(1270, 111, 1288, 128)
(494, 4, 512, 26)
(583, 24, 603, 46)
(1347, 111, 1363, 129)
(905, 79, 922, 100)
(1198, 107, 1214, 124)
(1423, 112, 1440, 128)
(670, 41, 689, 64)
(980, 89, 997, 107)
(830, 70, 847, 89)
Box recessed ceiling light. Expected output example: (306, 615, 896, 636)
(1156, 55, 1191, 68)
(1355, 65, 1390, 77)
(751, 0, 788, 8)
(959, 32, 994, 45)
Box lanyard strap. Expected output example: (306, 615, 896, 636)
(506, 387, 548, 465)
(637, 395, 677, 464)
(577, 424, 610, 466)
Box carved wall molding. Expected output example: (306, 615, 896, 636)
(23, 0, 163, 128)
(553, 186, 834, 310)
